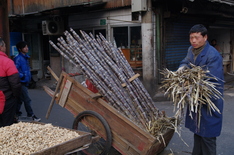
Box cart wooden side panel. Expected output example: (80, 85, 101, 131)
(50, 72, 174, 155)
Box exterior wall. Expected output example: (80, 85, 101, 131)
(7, 0, 150, 89)
(68, 7, 157, 95)
(50, 56, 62, 80)
(69, 8, 136, 29)
(9, 0, 106, 15)
(209, 28, 231, 57)
(142, 22, 155, 96)
(104, 0, 131, 9)
(231, 30, 234, 73)
(5, 0, 234, 96)
(141, 0, 156, 96)
(69, 7, 140, 44)
(68, 7, 138, 77)
(8, 0, 132, 15)
(209, 28, 231, 73)
(163, 15, 233, 74)
(63, 59, 85, 83)
(158, 0, 234, 76)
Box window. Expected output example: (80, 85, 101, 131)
(113, 27, 128, 48)
(95, 29, 106, 38)
(130, 26, 142, 62)
(113, 26, 142, 68)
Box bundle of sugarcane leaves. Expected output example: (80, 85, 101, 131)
(160, 63, 224, 128)
(49, 28, 175, 138)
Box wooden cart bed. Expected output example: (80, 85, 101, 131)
(44, 71, 174, 155)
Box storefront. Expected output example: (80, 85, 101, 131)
(68, 8, 143, 73)
(8, 0, 234, 94)
(159, 0, 234, 74)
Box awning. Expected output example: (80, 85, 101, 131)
(9, 0, 107, 17)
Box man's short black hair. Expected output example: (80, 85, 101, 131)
(189, 24, 207, 36)
(16, 41, 28, 52)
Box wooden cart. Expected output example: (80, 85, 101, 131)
(44, 71, 175, 155)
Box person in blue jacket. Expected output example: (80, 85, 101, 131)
(177, 24, 224, 155)
(14, 41, 41, 122)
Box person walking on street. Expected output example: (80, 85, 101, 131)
(14, 41, 41, 122)
(177, 24, 224, 155)
(0, 38, 21, 127)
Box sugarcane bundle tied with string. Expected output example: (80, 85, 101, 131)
(49, 28, 175, 138)
(160, 63, 224, 127)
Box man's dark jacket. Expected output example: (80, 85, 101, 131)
(180, 41, 224, 137)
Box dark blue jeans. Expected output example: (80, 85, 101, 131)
(192, 134, 216, 155)
(16, 84, 34, 117)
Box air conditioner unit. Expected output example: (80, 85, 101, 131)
(42, 20, 64, 35)
(132, 0, 147, 12)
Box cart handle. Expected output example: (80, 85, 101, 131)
(45, 73, 64, 119)
(47, 66, 59, 81)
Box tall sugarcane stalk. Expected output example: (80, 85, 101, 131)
(54, 38, 138, 120)
(59, 30, 146, 126)
(50, 40, 115, 105)
(98, 33, 162, 119)
(76, 30, 150, 123)
(65, 32, 141, 122)
(49, 28, 168, 132)
(64, 29, 148, 125)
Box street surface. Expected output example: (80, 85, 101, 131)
(19, 79, 234, 155)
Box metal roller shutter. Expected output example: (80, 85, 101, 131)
(164, 20, 194, 71)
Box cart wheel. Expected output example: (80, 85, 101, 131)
(72, 110, 112, 155)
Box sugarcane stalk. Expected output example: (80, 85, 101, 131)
(67, 30, 147, 123)
(98, 33, 161, 118)
(56, 32, 142, 124)
(99, 34, 157, 121)
(52, 39, 133, 115)
(77, 30, 150, 123)
(49, 28, 171, 131)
